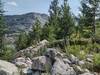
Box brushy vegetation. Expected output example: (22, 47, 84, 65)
(93, 53, 100, 71)
(66, 44, 90, 60)
(0, 45, 16, 61)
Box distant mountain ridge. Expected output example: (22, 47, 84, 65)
(5, 12, 48, 34)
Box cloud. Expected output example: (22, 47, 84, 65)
(7, 1, 18, 7)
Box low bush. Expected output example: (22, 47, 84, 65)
(66, 45, 87, 60)
(0, 45, 16, 61)
(93, 53, 100, 71)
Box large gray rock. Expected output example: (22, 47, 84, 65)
(44, 48, 62, 62)
(31, 48, 61, 75)
(44, 48, 76, 75)
(45, 48, 58, 58)
(14, 57, 32, 68)
(32, 56, 46, 72)
(14, 57, 33, 75)
(32, 56, 51, 72)
(51, 57, 76, 75)
(0, 60, 19, 75)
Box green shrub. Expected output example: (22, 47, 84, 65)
(79, 50, 87, 60)
(0, 45, 16, 61)
(66, 45, 80, 56)
(84, 43, 92, 53)
(93, 43, 100, 52)
(65, 45, 88, 60)
(93, 53, 100, 71)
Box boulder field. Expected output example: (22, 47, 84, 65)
(0, 40, 98, 75)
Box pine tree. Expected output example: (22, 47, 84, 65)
(16, 32, 29, 50)
(60, 0, 75, 39)
(47, 0, 61, 40)
(0, 45, 16, 61)
(0, 0, 6, 49)
(79, 0, 100, 39)
(42, 0, 75, 42)
(0, 0, 7, 57)
(29, 18, 42, 44)
(42, 23, 56, 41)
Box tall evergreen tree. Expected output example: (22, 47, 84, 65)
(42, 23, 56, 41)
(48, 0, 61, 40)
(42, 0, 75, 41)
(29, 18, 42, 44)
(79, 0, 100, 38)
(0, 0, 6, 55)
(60, 0, 75, 39)
(16, 32, 29, 50)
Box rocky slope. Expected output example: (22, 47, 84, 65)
(5, 12, 48, 34)
(0, 40, 98, 75)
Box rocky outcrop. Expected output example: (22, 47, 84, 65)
(13, 48, 77, 75)
(13, 57, 33, 75)
(14, 57, 32, 68)
(10, 40, 97, 75)
(51, 57, 76, 75)
(0, 60, 19, 75)
(1, 54, 95, 75)
(15, 40, 49, 58)
(44, 48, 76, 75)
(32, 56, 51, 72)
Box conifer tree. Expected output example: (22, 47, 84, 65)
(42, 23, 56, 41)
(29, 18, 42, 44)
(60, 0, 75, 39)
(79, 0, 100, 38)
(0, 0, 7, 57)
(0, 0, 6, 49)
(16, 32, 29, 50)
(47, 0, 61, 40)
(42, 0, 75, 42)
